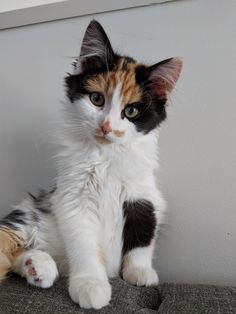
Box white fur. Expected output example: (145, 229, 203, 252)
(69, 275, 111, 309)
(12, 76, 166, 309)
(122, 243, 159, 286)
(51, 84, 165, 307)
(13, 249, 58, 288)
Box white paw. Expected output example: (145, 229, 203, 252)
(123, 266, 159, 286)
(69, 276, 111, 309)
(21, 250, 58, 288)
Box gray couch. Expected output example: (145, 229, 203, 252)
(1, 275, 236, 313)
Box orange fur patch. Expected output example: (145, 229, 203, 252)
(85, 59, 143, 109)
(0, 252, 11, 281)
(122, 254, 131, 271)
(98, 247, 106, 266)
(0, 226, 25, 281)
(114, 130, 125, 138)
(95, 136, 111, 145)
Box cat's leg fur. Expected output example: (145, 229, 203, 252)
(53, 188, 111, 309)
(60, 214, 111, 309)
(122, 242, 158, 286)
(12, 249, 58, 288)
(122, 183, 165, 287)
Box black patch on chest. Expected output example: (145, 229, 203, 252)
(122, 200, 156, 254)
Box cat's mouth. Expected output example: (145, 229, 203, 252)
(95, 125, 125, 144)
(95, 135, 112, 145)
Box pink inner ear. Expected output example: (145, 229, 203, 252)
(150, 57, 183, 99)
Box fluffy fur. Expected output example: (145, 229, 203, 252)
(0, 20, 182, 309)
(0, 227, 25, 280)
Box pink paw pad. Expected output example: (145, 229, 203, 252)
(25, 258, 32, 266)
(28, 267, 37, 276)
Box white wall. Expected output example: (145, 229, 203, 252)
(0, 0, 64, 12)
(0, 0, 235, 285)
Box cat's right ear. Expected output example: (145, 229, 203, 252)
(74, 20, 115, 74)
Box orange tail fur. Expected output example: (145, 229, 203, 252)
(0, 226, 25, 282)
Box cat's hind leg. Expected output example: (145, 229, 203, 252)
(13, 249, 58, 288)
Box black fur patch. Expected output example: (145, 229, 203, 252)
(31, 211, 40, 223)
(122, 200, 156, 254)
(132, 65, 167, 134)
(122, 99, 166, 134)
(65, 53, 120, 103)
(79, 20, 115, 74)
(0, 220, 18, 230)
(0, 210, 26, 229)
(32, 187, 56, 214)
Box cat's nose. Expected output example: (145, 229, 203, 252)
(101, 121, 112, 135)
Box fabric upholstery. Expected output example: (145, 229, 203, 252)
(1, 275, 236, 314)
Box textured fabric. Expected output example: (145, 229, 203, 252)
(0, 275, 160, 314)
(1, 276, 236, 314)
(157, 283, 236, 314)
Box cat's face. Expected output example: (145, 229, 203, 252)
(65, 20, 183, 145)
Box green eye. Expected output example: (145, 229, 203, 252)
(89, 92, 105, 107)
(124, 106, 140, 119)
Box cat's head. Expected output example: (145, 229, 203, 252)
(65, 20, 183, 145)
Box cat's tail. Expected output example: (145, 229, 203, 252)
(0, 226, 25, 282)
(0, 192, 54, 282)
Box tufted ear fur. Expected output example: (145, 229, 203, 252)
(147, 57, 183, 100)
(75, 20, 115, 74)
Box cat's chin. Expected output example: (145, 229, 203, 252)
(95, 135, 112, 145)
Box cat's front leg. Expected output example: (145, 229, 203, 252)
(68, 218, 111, 309)
(122, 199, 162, 286)
(56, 204, 111, 309)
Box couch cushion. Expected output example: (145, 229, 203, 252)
(0, 275, 160, 314)
(1, 276, 236, 314)
(157, 283, 236, 314)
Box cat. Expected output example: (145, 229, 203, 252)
(0, 20, 182, 309)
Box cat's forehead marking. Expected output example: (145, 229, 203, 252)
(85, 58, 143, 109)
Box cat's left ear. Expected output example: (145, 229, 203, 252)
(147, 57, 183, 100)
(75, 20, 115, 73)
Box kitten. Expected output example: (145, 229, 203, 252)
(0, 20, 182, 309)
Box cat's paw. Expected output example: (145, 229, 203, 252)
(69, 276, 111, 309)
(123, 266, 159, 286)
(21, 250, 58, 288)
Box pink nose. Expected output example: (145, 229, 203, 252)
(101, 122, 112, 135)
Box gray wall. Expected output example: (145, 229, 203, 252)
(0, 0, 235, 285)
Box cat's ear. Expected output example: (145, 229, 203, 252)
(75, 20, 115, 73)
(147, 57, 183, 100)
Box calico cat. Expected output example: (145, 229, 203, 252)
(0, 20, 182, 309)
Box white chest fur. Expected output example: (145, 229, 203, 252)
(54, 131, 161, 276)
(89, 161, 125, 276)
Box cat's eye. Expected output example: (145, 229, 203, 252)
(124, 106, 140, 119)
(89, 92, 105, 107)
